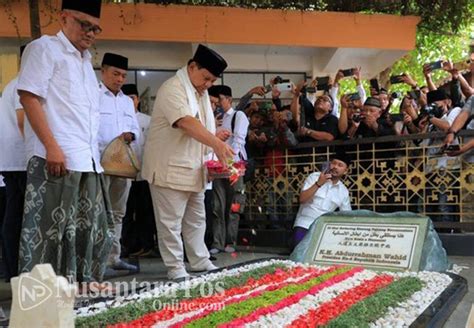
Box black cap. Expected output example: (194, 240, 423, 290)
(20, 45, 26, 58)
(102, 53, 128, 70)
(208, 85, 222, 98)
(208, 85, 232, 97)
(427, 89, 448, 103)
(219, 85, 232, 97)
(331, 147, 352, 167)
(122, 84, 138, 96)
(62, 0, 102, 18)
(364, 97, 381, 108)
(192, 44, 228, 77)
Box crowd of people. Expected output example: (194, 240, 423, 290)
(0, 0, 473, 284)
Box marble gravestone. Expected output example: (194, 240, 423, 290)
(10, 264, 76, 328)
(290, 210, 450, 272)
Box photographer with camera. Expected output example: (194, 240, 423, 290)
(421, 89, 462, 225)
(398, 95, 422, 135)
(330, 67, 366, 118)
(290, 79, 338, 143)
(338, 93, 363, 138)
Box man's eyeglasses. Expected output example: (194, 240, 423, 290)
(317, 96, 332, 103)
(72, 16, 102, 35)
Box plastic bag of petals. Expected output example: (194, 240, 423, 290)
(205, 160, 246, 182)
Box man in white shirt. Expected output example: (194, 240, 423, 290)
(142, 45, 234, 280)
(98, 53, 140, 272)
(293, 152, 352, 246)
(16, 0, 113, 284)
(209, 85, 249, 254)
(422, 89, 462, 224)
(0, 45, 27, 281)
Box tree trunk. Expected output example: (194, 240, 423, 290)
(29, 0, 41, 40)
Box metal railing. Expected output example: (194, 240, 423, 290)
(243, 130, 474, 232)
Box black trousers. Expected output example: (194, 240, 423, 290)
(1, 171, 27, 280)
(122, 181, 156, 253)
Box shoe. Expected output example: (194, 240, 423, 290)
(168, 267, 190, 280)
(224, 245, 236, 253)
(190, 263, 218, 273)
(112, 260, 138, 271)
(140, 249, 161, 258)
(129, 248, 145, 257)
(209, 248, 220, 255)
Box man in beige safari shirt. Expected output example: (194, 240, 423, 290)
(142, 45, 233, 280)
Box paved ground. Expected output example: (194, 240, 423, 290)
(0, 248, 471, 327)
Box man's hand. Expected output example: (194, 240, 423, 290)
(292, 80, 307, 96)
(216, 129, 231, 141)
(334, 70, 344, 85)
(272, 87, 281, 99)
(353, 67, 362, 84)
(403, 113, 413, 125)
(444, 131, 455, 145)
(364, 115, 378, 131)
(249, 86, 266, 96)
(121, 132, 135, 143)
(316, 171, 332, 187)
(340, 94, 351, 109)
(257, 132, 268, 143)
(443, 60, 459, 78)
(400, 73, 417, 88)
(298, 126, 309, 137)
(422, 64, 432, 78)
(213, 140, 235, 168)
(46, 144, 67, 177)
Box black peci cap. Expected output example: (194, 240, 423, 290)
(62, 0, 102, 18)
(101, 53, 128, 70)
(427, 89, 449, 103)
(364, 97, 381, 108)
(192, 44, 228, 77)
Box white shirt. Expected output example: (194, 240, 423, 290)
(17, 31, 102, 173)
(98, 83, 140, 153)
(134, 112, 150, 162)
(219, 108, 249, 161)
(0, 175, 4, 188)
(0, 76, 27, 171)
(424, 106, 462, 172)
(327, 84, 367, 118)
(294, 172, 352, 229)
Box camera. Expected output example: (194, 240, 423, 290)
(303, 86, 316, 93)
(273, 76, 289, 85)
(408, 90, 421, 101)
(391, 91, 402, 99)
(445, 144, 460, 152)
(390, 74, 405, 84)
(341, 68, 355, 77)
(370, 78, 380, 92)
(275, 82, 292, 92)
(427, 60, 443, 71)
(414, 103, 444, 125)
(352, 114, 365, 123)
